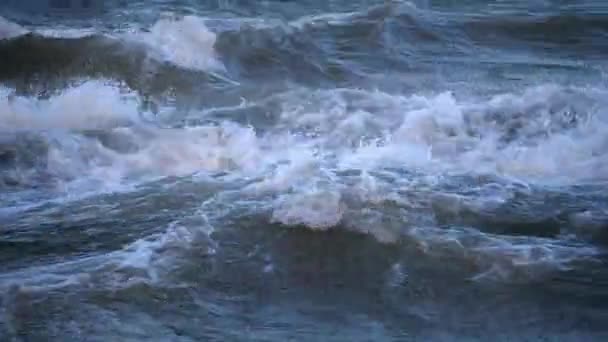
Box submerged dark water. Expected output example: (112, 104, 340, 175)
(1, 0, 608, 340)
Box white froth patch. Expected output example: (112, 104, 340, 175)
(272, 189, 345, 230)
(0, 16, 26, 40)
(283, 85, 608, 184)
(0, 82, 139, 130)
(139, 15, 223, 71)
(40, 120, 269, 196)
(117, 123, 263, 177)
(1, 82, 268, 192)
(247, 141, 320, 193)
(245, 84, 608, 240)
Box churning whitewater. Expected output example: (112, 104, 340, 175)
(1, 1, 608, 341)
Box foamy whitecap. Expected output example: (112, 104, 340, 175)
(6, 82, 607, 202)
(1, 81, 269, 193)
(0, 81, 140, 130)
(224, 83, 608, 262)
(115, 123, 264, 177)
(276, 85, 608, 185)
(271, 189, 345, 230)
(246, 141, 320, 193)
(40, 122, 268, 194)
(137, 15, 224, 71)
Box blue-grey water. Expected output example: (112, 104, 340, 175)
(1, 1, 608, 340)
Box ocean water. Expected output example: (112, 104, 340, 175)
(1, 1, 608, 340)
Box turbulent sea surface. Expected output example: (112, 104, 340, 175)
(1, 0, 608, 340)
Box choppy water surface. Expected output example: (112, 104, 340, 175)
(1, 1, 608, 340)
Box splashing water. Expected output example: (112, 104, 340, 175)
(2, 2, 608, 341)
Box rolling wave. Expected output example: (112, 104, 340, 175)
(2, 80, 607, 273)
(0, 15, 225, 97)
(2, 2, 608, 339)
(3, 6, 606, 93)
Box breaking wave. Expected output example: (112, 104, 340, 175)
(3, 78, 605, 285)
(3, 3, 608, 339)
(0, 15, 223, 89)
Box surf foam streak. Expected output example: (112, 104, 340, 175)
(408, 226, 600, 282)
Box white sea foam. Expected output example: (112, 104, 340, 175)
(0, 81, 140, 130)
(5, 82, 607, 193)
(35, 27, 100, 38)
(135, 15, 224, 71)
(271, 189, 345, 230)
(39, 123, 267, 195)
(188, 84, 608, 251)
(276, 85, 608, 184)
(1, 81, 264, 194)
(242, 84, 607, 277)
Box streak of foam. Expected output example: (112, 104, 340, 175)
(1, 15, 112, 39)
(407, 226, 600, 282)
(34, 27, 100, 38)
(116, 222, 198, 284)
(287, 1, 419, 30)
(288, 10, 361, 30)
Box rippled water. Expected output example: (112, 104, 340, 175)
(1, 1, 608, 340)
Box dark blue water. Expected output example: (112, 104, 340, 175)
(1, 1, 608, 340)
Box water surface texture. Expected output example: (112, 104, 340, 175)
(1, 1, 608, 341)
